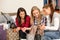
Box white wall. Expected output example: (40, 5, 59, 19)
(0, 0, 43, 15)
(0, 0, 3, 12)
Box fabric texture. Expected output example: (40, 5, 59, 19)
(0, 25, 6, 40)
(16, 15, 30, 28)
(16, 15, 30, 39)
(0, 15, 7, 23)
(26, 26, 37, 40)
(6, 29, 19, 40)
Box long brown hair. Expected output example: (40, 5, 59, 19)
(31, 6, 42, 25)
(17, 7, 27, 26)
(43, 4, 54, 23)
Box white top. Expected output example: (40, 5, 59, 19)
(45, 12, 60, 30)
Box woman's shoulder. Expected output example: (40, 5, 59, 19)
(26, 15, 30, 19)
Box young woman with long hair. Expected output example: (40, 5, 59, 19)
(41, 4, 60, 40)
(15, 7, 30, 40)
(27, 6, 42, 40)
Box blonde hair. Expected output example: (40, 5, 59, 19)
(30, 6, 42, 25)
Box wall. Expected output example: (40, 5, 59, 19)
(0, 0, 43, 15)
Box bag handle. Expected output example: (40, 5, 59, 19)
(1, 12, 11, 24)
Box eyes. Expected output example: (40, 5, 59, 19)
(43, 8, 51, 15)
(19, 12, 25, 16)
(33, 10, 39, 16)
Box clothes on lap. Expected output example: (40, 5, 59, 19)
(19, 30, 26, 39)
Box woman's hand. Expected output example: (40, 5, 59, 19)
(16, 27, 20, 31)
(13, 27, 20, 32)
(38, 25, 45, 36)
(40, 25, 45, 30)
(21, 27, 27, 32)
(13, 28, 17, 32)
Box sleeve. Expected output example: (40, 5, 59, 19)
(45, 17, 59, 30)
(24, 16, 30, 28)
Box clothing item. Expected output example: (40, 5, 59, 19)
(43, 13, 60, 30)
(0, 25, 6, 40)
(41, 15, 50, 30)
(27, 26, 37, 40)
(51, 12, 60, 30)
(16, 15, 30, 28)
(19, 30, 26, 39)
(41, 16, 47, 26)
(44, 0, 48, 5)
(42, 12, 60, 40)
(42, 32, 60, 40)
(16, 15, 30, 39)
(6, 28, 19, 40)
(58, 0, 60, 7)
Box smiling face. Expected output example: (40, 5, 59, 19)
(19, 11, 25, 19)
(32, 9, 40, 18)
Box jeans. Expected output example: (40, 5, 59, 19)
(42, 31, 60, 40)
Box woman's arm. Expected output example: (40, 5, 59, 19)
(45, 17, 59, 30)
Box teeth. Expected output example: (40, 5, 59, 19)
(36, 14, 38, 15)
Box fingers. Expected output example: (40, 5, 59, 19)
(13, 29, 17, 32)
(21, 27, 27, 32)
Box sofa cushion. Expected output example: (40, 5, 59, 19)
(0, 15, 6, 23)
(1, 13, 14, 23)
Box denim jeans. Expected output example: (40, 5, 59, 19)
(42, 31, 60, 40)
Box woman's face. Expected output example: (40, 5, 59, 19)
(19, 11, 25, 19)
(32, 10, 39, 18)
(43, 7, 51, 15)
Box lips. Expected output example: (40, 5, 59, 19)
(35, 13, 38, 16)
(35, 13, 39, 17)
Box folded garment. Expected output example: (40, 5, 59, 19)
(0, 25, 6, 40)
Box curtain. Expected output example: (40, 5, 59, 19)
(56, 0, 58, 6)
(58, 0, 60, 7)
(44, 0, 48, 5)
